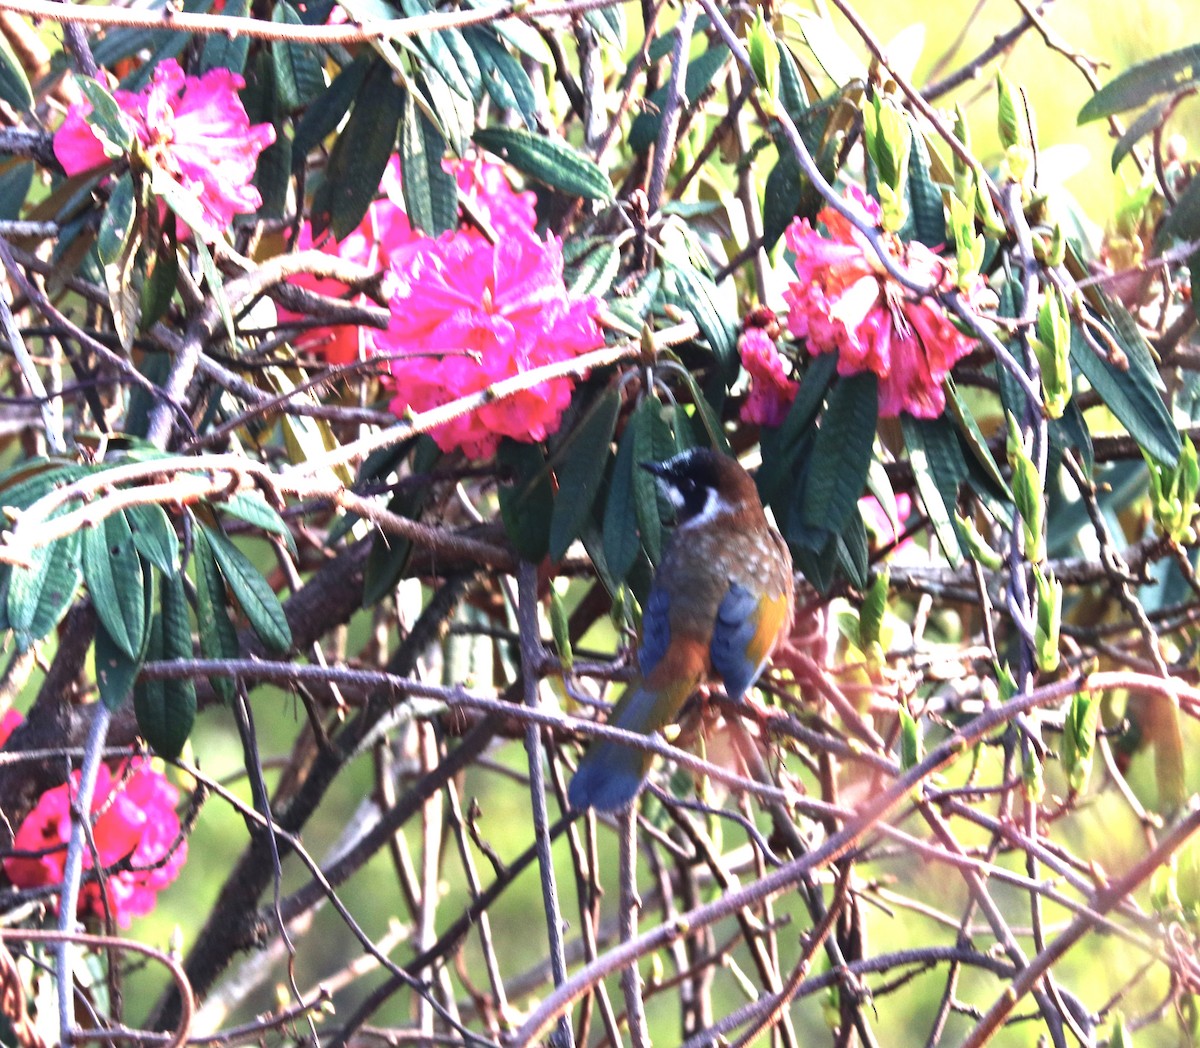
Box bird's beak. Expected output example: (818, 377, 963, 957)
(639, 461, 668, 478)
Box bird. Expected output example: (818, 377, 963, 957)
(568, 447, 794, 812)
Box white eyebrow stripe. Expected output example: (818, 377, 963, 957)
(676, 488, 735, 530)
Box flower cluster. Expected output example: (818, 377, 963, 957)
(738, 310, 798, 427)
(2, 716, 186, 929)
(783, 185, 984, 419)
(281, 154, 537, 365)
(54, 59, 275, 241)
(378, 229, 605, 458)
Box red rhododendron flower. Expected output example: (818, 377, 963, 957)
(739, 327, 799, 427)
(282, 155, 538, 365)
(3, 759, 186, 928)
(54, 59, 275, 241)
(378, 228, 604, 458)
(783, 185, 984, 418)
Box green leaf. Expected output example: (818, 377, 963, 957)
(797, 373, 878, 545)
(0, 32, 32, 111)
(77, 79, 134, 155)
(1079, 43, 1200, 122)
(903, 126, 946, 248)
(7, 527, 82, 650)
(95, 614, 145, 713)
(602, 417, 643, 584)
(201, 525, 293, 655)
(400, 89, 458, 235)
(192, 526, 238, 704)
(630, 395, 676, 565)
(292, 56, 370, 160)
(82, 510, 146, 660)
(467, 28, 539, 128)
(1070, 314, 1180, 467)
(899, 706, 921, 770)
(140, 237, 179, 330)
(96, 173, 140, 350)
(757, 350, 838, 506)
(134, 571, 196, 759)
(661, 259, 738, 382)
(763, 150, 802, 250)
(548, 387, 621, 561)
(1110, 98, 1171, 171)
(474, 127, 612, 201)
(628, 45, 731, 153)
(902, 414, 967, 566)
(219, 492, 296, 558)
(200, 0, 250, 73)
(271, 1, 325, 110)
(1062, 692, 1100, 793)
(497, 441, 554, 562)
(0, 160, 32, 222)
(126, 503, 179, 575)
(194, 237, 237, 346)
(361, 440, 439, 605)
(566, 239, 621, 299)
(311, 58, 405, 240)
(1164, 171, 1200, 241)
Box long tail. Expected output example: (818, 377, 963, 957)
(568, 641, 707, 812)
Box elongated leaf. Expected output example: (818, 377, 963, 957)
(292, 56, 370, 160)
(200, 0, 250, 72)
(798, 373, 878, 543)
(77, 79, 134, 154)
(662, 259, 738, 383)
(192, 526, 238, 704)
(95, 564, 152, 712)
(219, 492, 296, 557)
(630, 395, 676, 565)
(271, 1, 325, 110)
(1070, 316, 1180, 467)
(757, 350, 838, 505)
(628, 45, 731, 153)
(362, 440, 439, 605)
(474, 127, 613, 201)
(497, 441, 553, 562)
(202, 525, 293, 654)
(1079, 44, 1200, 123)
(134, 571, 196, 758)
(82, 510, 146, 659)
(602, 418, 643, 584)
(311, 59, 405, 239)
(126, 503, 179, 575)
(400, 90, 458, 235)
(549, 387, 621, 561)
(1110, 98, 1171, 171)
(7, 526, 82, 650)
(903, 125, 946, 248)
(468, 27, 539, 128)
(0, 32, 32, 111)
(902, 414, 967, 565)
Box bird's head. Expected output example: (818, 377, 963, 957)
(640, 448, 764, 530)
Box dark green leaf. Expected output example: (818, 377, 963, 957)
(630, 395, 676, 565)
(219, 492, 296, 558)
(1079, 44, 1200, 123)
(549, 387, 621, 561)
(661, 259, 738, 382)
(202, 525, 293, 654)
(777, 41, 809, 124)
(798, 373, 878, 543)
(474, 127, 613, 201)
(95, 614, 144, 712)
(200, 0, 250, 73)
(0, 32, 32, 111)
(192, 526, 238, 704)
(902, 414, 967, 565)
(1110, 98, 1171, 171)
(763, 151, 802, 250)
(7, 527, 82, 650)
(77, 79, 134, 154)
(292, 56, 370, 161)
(82, 510, 145, 659)
(903, 125, 945, 248)
(497, 441, 554, 562)
(0, 161, 32, 221)
(361, 440, 439, 605)
(271, 1, 325, 111)
(672, 367, 731, 454)
(467, 27, 539, 127)
(602, 418, 643, 583)
(584, 5, 624, 45)
(126, 503, 179, 574)
(400, 90, 458, 235)
(254, 132, 291, 221)
(140, 237, 179, 330)
(134, 570, 196, 758)
(1163, 171, 1200, 241)
(628, 45, 730, 153)
(1070, 314, 1180, 467)
(566, 239, 621, 299)
(311, 59, 405, 240)
(757, 350, 838, 505)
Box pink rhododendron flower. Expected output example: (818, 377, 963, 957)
(860, 492, 916, 554)
(739, 327, 798, 427)
(378, 228, 604, 458)
(0, 708, 22, 747)
(783, 185, 984, 419)
(54, 59, 275, 240)
(4, 759, 186, 928)
(282, 155, 537, 364)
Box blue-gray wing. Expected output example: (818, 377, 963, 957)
(710, 582, 765, 701)
(638, 584, 671, 677)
